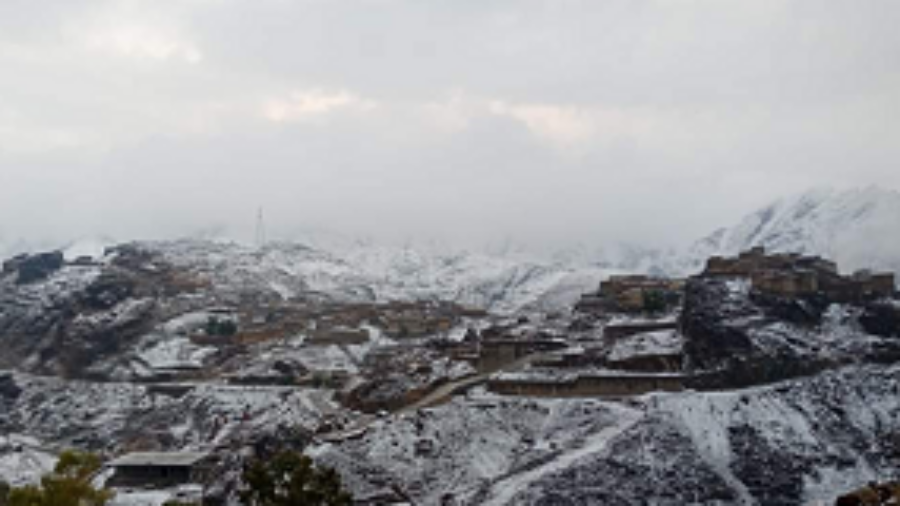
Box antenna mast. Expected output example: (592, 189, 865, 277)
(255, 207, 267, 248)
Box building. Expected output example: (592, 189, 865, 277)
(107, 452, 214, 489)
(702, 247, 896, 302)
(477, 338, 568, 373)
(577, 275, 685, 314)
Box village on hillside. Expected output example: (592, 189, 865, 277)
(1, 245, 898, 504)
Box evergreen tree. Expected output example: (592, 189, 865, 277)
(240, 452, 352, 506)
(7, 450, 111, 506)
(0, 480, 10, 506)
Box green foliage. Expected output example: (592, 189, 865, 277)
(643, 289, 668, 313)
(0, 480, 10, 506)
(240, 452, 352, 506)
(206, 317, 237, 337)
(6, 450, 111, 506)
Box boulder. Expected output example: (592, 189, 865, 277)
(859, 301, 900, 338)
(12, 251, 64, 284)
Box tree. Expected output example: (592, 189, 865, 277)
(6, 450, 111, 506)
(0, 480, 10, 506)
(643, 289, 668, 314)
(240, 452, 352, 506)
(206, 317, 238, 337)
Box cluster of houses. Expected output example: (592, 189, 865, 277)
(576, 275, 685, 314)
(704, 247, 895, 301)
(192, 300, 481, 347)
(488, 247, 897, 400)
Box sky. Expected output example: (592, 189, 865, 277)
(1, 0, 899, 250)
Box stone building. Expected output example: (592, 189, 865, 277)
(477, 338, 568, 373)
(702, 247, 895, 302)
(577, 275, 685, 314)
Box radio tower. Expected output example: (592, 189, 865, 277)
(255, 207, 267, 248)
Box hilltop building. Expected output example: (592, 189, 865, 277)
(702, 247, 895, 301)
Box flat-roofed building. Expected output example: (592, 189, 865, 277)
(107, 451, 214, 489)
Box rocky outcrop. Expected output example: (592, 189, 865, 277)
(859, 302, 900, 338)
(0, 246, 207, 378)
(2, 251, 64, 285)
(682, 277, 900, 390)
(680, 278, 757, 373)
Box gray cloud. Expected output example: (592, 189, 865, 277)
(1, 0, 899, 249)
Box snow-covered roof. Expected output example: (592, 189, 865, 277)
(107, 452, 210, 468)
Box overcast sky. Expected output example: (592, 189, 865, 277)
(1, 0, 898, 249)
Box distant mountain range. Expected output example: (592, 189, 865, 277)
(2, 187, 899, 312)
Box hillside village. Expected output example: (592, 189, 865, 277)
(0, 242, 898, 505)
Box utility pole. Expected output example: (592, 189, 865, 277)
(255, 207, 267, 249)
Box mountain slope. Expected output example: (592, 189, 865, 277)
(149, 239, 618, 314)
(684, 187, 900, 277)
(2, 186, 898, 314)
(316, 364, 900, 505)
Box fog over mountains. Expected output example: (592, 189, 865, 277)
(2, 186, 898, 314)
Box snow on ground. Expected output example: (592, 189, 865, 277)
(2, 371, 345, 453)
(480, 402, 642, 506)
(138, 337, 217, 370)
(108, 490, 174, 506)
(606, 313, 679, 326)
(4, 265, 101, 309)
(144, 239, 630, 313)
(109, 486, 203, 506)
(161, 311, 232, 336)
(274, 344, 360, 374)
(63, 237, 115, 262)
(608, 329, 683, 361)
(0, 435, 56, 486)
(320, 364, 900, 505)
(315, 394, 641, 504)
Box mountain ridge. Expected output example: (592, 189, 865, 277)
(2, 186, 898, 313)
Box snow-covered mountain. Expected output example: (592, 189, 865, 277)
(147, 239, 621, 314)
(683, 186, 900, 276)
(230, 186, 900, 308)
(3, 186, 899, 313)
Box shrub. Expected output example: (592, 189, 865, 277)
(6, 450, 111, 506)
(240, 452, 352, 506)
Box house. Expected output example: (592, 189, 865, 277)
(107, 452, 214, 489)
(477, 338, 568, 372)
(702, 247, 896, 302)
(577, 275, 685, 314)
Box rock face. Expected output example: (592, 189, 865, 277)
(681, 277, 900, 389)
(2, 251, 64, 285)
(0, 247, 201, 378)
(859, 302, 900, 338)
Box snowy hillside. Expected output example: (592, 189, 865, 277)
(317, 364, 900, 505)
(154, 185, 900, 313)
(683, 187, 900, 277)
(3, 187, 900, 313)
(146, 239, 621, 314)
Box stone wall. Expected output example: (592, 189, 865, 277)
(488, 373, 684, 398)
(604, 322, 679, 341)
